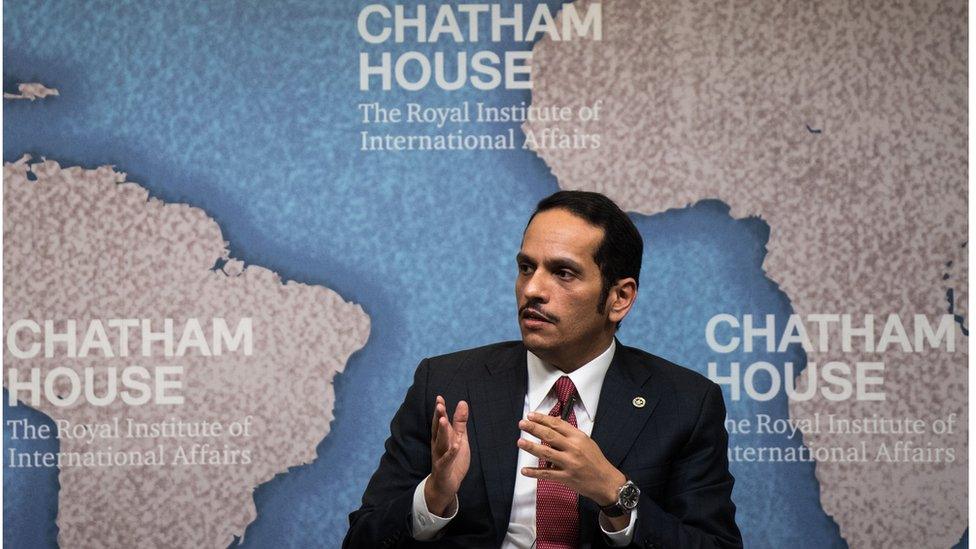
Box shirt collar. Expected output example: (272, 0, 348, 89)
(526, 339, 616, 422)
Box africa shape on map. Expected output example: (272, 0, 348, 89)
(3, 148, 370, 547)
(525, 0, 968, 547)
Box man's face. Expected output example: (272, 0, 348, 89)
(515, 208, 614, 367)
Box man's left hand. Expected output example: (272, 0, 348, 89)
(517, 412, 627, 508)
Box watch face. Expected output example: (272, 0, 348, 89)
(620, 482, 641, 510)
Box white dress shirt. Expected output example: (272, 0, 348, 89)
(411, 340, 637, 546)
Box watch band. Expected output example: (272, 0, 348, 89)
(601, 500, 629, 518)
(600, 479, 640, 517)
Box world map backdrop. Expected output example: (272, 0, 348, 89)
(3, 1, 967, 547)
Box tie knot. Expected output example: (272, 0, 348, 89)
(554, 375, 577, 406)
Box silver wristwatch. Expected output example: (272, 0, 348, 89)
(601, 479, 641, 517)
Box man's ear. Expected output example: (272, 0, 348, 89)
(607, 278, 638, 324)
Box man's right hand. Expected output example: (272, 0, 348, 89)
(424, 395, 470, 517)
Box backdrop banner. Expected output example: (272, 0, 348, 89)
(3, 1, 968, 547)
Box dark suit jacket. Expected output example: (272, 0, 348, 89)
(344, 340, 742, 549)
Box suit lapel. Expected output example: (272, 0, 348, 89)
(581, 342, 662, 544)
(468, 343, 527, 546)
(589, 343, 661, 466)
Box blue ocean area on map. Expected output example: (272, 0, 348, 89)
(5, 1, 964, 548)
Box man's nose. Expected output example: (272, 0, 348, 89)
(520, 270, 549, 302)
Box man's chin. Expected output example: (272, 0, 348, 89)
(519, 331, 556, 353)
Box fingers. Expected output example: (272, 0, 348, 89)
(526, 412, 577, 436)
(518, 418, 567, 449)
(520, 466, 568, 482)
(437, 415, 454, 452)
(434, 402, 467, 468)
(452, 400, 469, 436)
(517, 438, 562, 466)
(431, 396, 471, 455)
(431, 395, 446, 444)
(434, 433, 461, 468)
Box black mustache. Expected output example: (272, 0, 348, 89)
(519, 304, 558, 323)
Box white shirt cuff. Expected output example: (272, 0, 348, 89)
(411, 475, 459, 540)
(599, 508, 638, 546)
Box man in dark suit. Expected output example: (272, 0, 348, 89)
(344, 191, 742, 548)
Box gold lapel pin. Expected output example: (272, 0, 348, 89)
(632, 396, 646, 408)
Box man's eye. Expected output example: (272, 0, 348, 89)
(556, 270, 574, 280)
(518, 263, 533, 274)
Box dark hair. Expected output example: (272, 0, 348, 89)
(528, 190, 643, 319)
